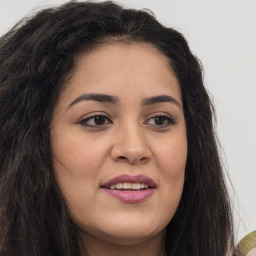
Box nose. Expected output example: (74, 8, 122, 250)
(110, 125, 151, 165)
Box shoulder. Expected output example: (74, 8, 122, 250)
(236, 231, 256, 256)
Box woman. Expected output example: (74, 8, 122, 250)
(0, 1, 235, 255)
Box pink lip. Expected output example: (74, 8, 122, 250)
(103, 188, 154, 203)
(101, 174, 157, 188)
(101, 174, 156, 203)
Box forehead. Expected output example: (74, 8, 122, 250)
(60, 42, 182, 107)
(75, 42, 174, 78)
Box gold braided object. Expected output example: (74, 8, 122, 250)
(236, 231, 256, 256)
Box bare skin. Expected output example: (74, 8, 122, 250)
(51, 42, 187, 256)
(246, 248, 256, 256)
(79, 231, 166, 256)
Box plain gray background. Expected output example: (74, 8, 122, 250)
(0, 0, 255, 242)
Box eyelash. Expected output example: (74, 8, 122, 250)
(79, 114, 176, 128)
(145, 114, 176, 127)
(79, 115, 112, 127)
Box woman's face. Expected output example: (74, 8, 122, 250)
(51, 43, 187, 246)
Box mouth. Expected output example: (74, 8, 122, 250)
(101, 174, 156, 203)
(108, 182, 150, 190)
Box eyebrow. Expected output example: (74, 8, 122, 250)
(142, 95, 182, 109)
(67, 93, 181, 110)
(67, 93, 119, 110)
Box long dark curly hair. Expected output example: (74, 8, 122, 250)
(0, 1, 234, 255)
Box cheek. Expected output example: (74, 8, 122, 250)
(155, 132, 187, 177)
(50, 130, 109, 211)
(154, 134, 187, 217)
(51, 129, 108, 178)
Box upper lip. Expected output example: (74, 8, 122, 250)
(101, 174, 157, 188)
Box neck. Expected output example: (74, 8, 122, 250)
(78, 231, 166, 256)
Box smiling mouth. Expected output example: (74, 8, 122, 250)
(101, 174, 157, 189)
(101, 175, 156, 202)
(106, 182, 150, 190)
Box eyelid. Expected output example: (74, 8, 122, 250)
(144, 113, 176, 127)
(144, 111, 175, 121)
(78, 112, 112, 127)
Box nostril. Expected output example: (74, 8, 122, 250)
(116, 156, 149, 163)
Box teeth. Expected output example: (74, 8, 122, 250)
(115, 183, 123, 189)
(123, 182, 132, 189)
(131, 183, 140, 190)
(109, 182, 149, 190)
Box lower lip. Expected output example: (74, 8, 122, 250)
(103, 188, 155, 203)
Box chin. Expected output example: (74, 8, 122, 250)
(98, 227, 164, 246)
(79, 217, 166, 246)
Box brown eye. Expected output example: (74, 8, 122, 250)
(94, 116, 106, 125)
(79, 115, 112, 127)
(154, 116, 166, 125)
(145, 115, 176, 127)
